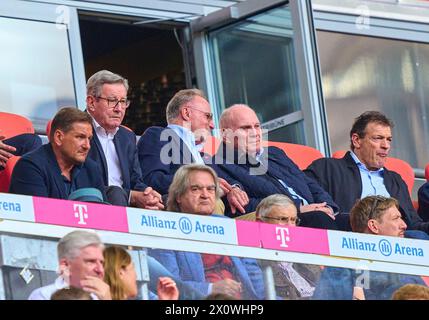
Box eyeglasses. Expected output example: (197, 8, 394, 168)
(368, 195, 389, 220)
(96, 96, 130, 109)
(185, 106, 213, 121)
(189, 184, 217, 194)
(262, 216, 300, 225)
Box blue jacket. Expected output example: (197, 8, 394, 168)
(137, 126, 197, 195)
(9, 143, 107, 200)
(210, 143, 339, 216)
(88, 126, 148, 196)
(148, 248, 265, 300)
(313, 266, 426, 300)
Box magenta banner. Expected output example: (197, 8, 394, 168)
(33, 196, 128, 233)
(236, 220, 330, 255)
(235, 220, 261, 247)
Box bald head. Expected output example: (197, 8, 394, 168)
(220, 104, 256, 130)
(220, 104, 262, 155)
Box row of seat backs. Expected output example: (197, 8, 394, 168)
(0, 110, 417, 200)
(203, 136, 415, 197)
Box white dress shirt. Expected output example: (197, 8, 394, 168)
(92, 118, 123, 187)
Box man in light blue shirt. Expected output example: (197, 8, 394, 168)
(306, 111, 429, 238)
(137, 89, 249, 214)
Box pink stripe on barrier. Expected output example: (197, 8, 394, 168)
(259, 223, 330, 255)
(235, 220, 261, 247)
(33, 197, 128, 233)
(236, 220, 330, 255)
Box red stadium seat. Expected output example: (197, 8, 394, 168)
(201, 136, 323, 170)
(0, 156, 20, 193)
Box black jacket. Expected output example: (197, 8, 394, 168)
(305, 151, 428, 233)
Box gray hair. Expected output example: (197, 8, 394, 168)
(167, 164, 220, 212)
(57, 230, 104, 261)
(256, 194, 297, 218)
(166, 89, 207, 123)
(86, 70, 129, 97)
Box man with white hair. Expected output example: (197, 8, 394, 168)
(29, 230, 111, 300)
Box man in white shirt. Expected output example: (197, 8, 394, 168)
(86, 70, 163, 210)
(29, 230, 111, 300)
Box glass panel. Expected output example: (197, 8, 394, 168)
(208, 4, 304, 143)
(146, 248, 428, 300)
(317, 30, 429, 168)
(268, 120, 306, 144)
(0, 16, 76, 133)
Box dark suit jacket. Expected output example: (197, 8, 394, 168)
(88, 126, 147, 197)
(305, 151, 429, 233)
(137, 126, 197, 195)
(9, 143, 107, 200)
(211, 143, 339, 216)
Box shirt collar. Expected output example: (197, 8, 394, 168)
(91, 117, 119, 138)
(350, 150, 384, 173)
(167, 124, 201, 150)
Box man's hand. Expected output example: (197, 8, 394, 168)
(226, 186, 249, 215)
(0, 136, 16, 169)
(80, 276, 112, 300)
(211, 279, 242, 298)
(218, 178, 232, 197)
(130, 187, 164, 210)
(157, 277, 179, 300)
(300, 202, 335, 220)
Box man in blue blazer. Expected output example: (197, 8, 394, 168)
(211, 104, 339, 230)
(9, 108, 107, 201)
(149, 164, 265, 299)
(85, 70, 163, 210)
(137, 89, 249, 214)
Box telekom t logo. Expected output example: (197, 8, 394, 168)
(276, 227, 290, 248)
(73, 204, 88, 225)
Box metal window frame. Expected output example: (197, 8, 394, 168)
(191, 0, 329, 152)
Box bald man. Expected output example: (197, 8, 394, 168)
(210, 104, 339, 230)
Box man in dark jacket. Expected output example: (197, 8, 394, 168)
(211, 104, 339, 230)
(9, 107, 107, 201)
(137, 89, 248, 214)
(85, 70, 163, 210)
(305, 111, 429, 237)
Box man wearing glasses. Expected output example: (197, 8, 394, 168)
(313, 196, 426, 300)
(212, 104, 338, 229)
(137, 89, 249, 214)
(255, 194, 321, 300)
(305, 111, 429, 238)
(86, 70, 163, 210)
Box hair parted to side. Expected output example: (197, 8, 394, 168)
(350, 196, 399, 233)
(86, 69, 129, 97)
(167, 164, 220, 212)
(51, 286, 92, 300)
(165, 89, 207, 123)
(103, 246, 132, 300)
(256, 194, 297, 218)
(392, 284, 429, 300)
(49, 107, 93, 142)
(57, 230, 104, 261)
(350, 111, 394, 150)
